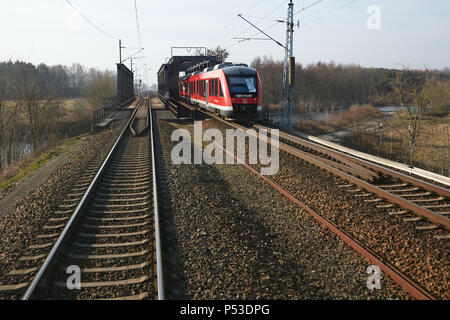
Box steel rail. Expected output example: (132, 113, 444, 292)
(170, 99, 450, 230)
(261, 126, 450, 198)
(22, 98, 144, 300)
(260, 128, 450, 230)
(218, 142, 436, 300)
(150, 97, 164, 300)
(254, 125, 379, 180)
(160, 95, 442, 299)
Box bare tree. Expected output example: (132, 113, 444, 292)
(83, 70, 116, 109)
(388, 71, 433, 165)
(206, 46, 230, 60)
(16, 64, 58, 151)
(0, 64, 24, 168)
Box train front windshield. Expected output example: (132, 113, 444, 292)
(228, 76, 257, 95)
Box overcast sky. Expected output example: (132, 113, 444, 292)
(1, 0, 449, 86)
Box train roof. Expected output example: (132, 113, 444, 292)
(179, 64, 258, 80)
(222, 65, 257, 77)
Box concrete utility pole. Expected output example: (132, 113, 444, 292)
(282, 0, 295, 128)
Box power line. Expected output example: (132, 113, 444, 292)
(134, 0, 142, 49)
(294, 0, 324, 16)
(301, 0, 358, 27)
(225, 0, 357, 50)
(64, 0, 118, 40)
(226, 0, 324, 50)
(298, 0, 348, 20)
(241, 0, 271, 14)
(238, 14, 286, 48)
(219, 0, 288, 48)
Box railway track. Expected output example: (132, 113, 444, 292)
(253, 124, 450, 239)
(161, 97, 447, 299)
(0, 96, 163, 300)
(171, 99, 450, 238)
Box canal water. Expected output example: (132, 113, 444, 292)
(268, 106, 399, 124)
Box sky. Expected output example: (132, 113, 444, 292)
(0, 0, 449, 86)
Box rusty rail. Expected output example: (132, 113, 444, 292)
(172, 98, 450, 231)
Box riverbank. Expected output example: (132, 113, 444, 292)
(0, 134, 88, 197)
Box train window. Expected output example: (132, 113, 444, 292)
(228, 76, 257, 94)
(215, 79, 218, 97)
(219, 80, 224, 97)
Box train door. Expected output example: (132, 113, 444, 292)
(206, 80, 209, 106)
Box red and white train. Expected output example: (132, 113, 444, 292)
(178, 63, 262, 120)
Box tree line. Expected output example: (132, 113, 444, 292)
(0, 60, 116, 171)
(250, 56, 450, 114)
(0, 61, 115, 100)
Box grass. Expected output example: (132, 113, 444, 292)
(0, 133, 89, 192)
(294, 104, 383, 136)
(343, 114, 450, 175)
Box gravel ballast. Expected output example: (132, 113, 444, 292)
(205, 119, 449, 299)
(0, 121, 125, 296)
(155, 112, 410, 300)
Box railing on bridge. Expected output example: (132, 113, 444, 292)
(93, 97, 137, 128)
(94, 107, 111, 125)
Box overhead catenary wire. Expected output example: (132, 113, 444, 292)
(219, 0, 288, 48)
(225, 0, 324, 50)
(301, 0, 358, 27)
(294, 0, 324, 16)
(225, 0, 358, 50)
(296, 0, 343, 19)
(134, 0, 142, 50)
(64, 0, 119, 40)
